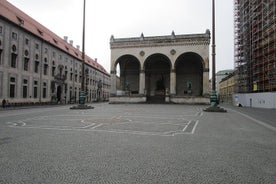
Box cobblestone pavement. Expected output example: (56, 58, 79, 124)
(0, 103, 275, 183)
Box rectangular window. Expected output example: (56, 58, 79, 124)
(34, 61, 39, 73)
(43, 64, 48, 75)
(24, 57, 29, 71)
(9, 77, 16, 98)
(23, 79, 28, 98)
(12, 32, 17, 40)
(65, 71, 68, 80)
(0, 49, 2, 65)
(33, 80, 38, 98)
(11, 53, 17, 68)
(70, 73, 73, 81)
(52, 67, 56, 77)
(35, 43, 39, 49)
(25, 38, 29, 45)
(0, 26, 2, 34)
(43, 82, 47, 98)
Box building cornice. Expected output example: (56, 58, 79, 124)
(110, 31, 210, 49)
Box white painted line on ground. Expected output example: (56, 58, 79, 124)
(191, 120, 199, 134)
(8, 123, 199, 136)
(81, 123, 96, 129)
(91, 123, 103, 129)
(182, 120, 191, 131)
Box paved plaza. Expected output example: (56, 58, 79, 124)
(0, 103, 276, 183)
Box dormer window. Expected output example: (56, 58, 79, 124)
(53, 38, 58, 44)
(37, 29, 43, 36)
(16, 16, 24, 26)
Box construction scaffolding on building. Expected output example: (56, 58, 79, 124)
(234, 0, 276, 93)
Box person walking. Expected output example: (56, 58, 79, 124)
(2, 98, 6, 108)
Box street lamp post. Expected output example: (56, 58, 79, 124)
(204, 0, 226, 112)
(70, 0, 93, 109)
(211, 0, 217, 107)
(79, 0, 86, 105)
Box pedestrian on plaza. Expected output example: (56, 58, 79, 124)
(2, 98, 6, 108)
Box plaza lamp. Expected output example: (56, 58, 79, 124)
(204, 0, 226, 112)
(70, 0, 94, 109)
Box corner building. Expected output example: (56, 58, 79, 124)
(110, 31, 210, 104)
(0, 1, 110, 105)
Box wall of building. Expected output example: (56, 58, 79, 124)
(110, 32, 211, 104)
(0, 19, 110, 105)
(233, 92, 276, 109)
(219, 73, 235, 104)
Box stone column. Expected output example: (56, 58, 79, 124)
(110, 70, 117, 96)
(139, 70, 145, 95)
(170, 69, 176, 95)
(203, 69, 210, 96)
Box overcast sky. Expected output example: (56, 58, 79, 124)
(7, 0, 234, 74)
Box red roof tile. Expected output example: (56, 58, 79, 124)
(0, 0, 108, 74)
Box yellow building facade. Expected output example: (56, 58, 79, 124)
(219, 73, 235, 104)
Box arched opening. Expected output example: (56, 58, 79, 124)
(144, 54, 171, 103)
(115, 55, 140, 95)
(175, 52, 204, 96)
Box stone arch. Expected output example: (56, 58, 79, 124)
(175, 52, 204, 96)
(115, 55, 141, 94)
(144, 54, 171, 102)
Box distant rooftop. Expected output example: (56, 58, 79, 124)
(216, 69, 234, 76)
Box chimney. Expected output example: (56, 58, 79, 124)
(64, 36, 68, 42)
(76, 45, 80, 50)
(95, 58, 97, 63)
(69, 40, 73, 45)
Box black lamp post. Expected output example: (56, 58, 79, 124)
(211, 0, 217, 107)
(204, 0, 226, 112)
(70, 0, 93, 109)
(79, 0, 86, 105)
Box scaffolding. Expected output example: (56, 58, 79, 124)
(234, 0, 276, 93)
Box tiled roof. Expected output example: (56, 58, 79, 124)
(0, 0, 108, 74)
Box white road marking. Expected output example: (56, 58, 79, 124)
(91, 123, 103, 129)
(182, 120, 191, 131)
(191, 120, 199, 134)
(81, 123, 96, 129)
(6, 114, 199, 136)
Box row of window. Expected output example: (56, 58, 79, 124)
(8, 77, 46, 99)
(0, 49, 109, 85)
(6, 76, 109, 100)
(0, 41, 107, 85)
(0, 24, 110, 101)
